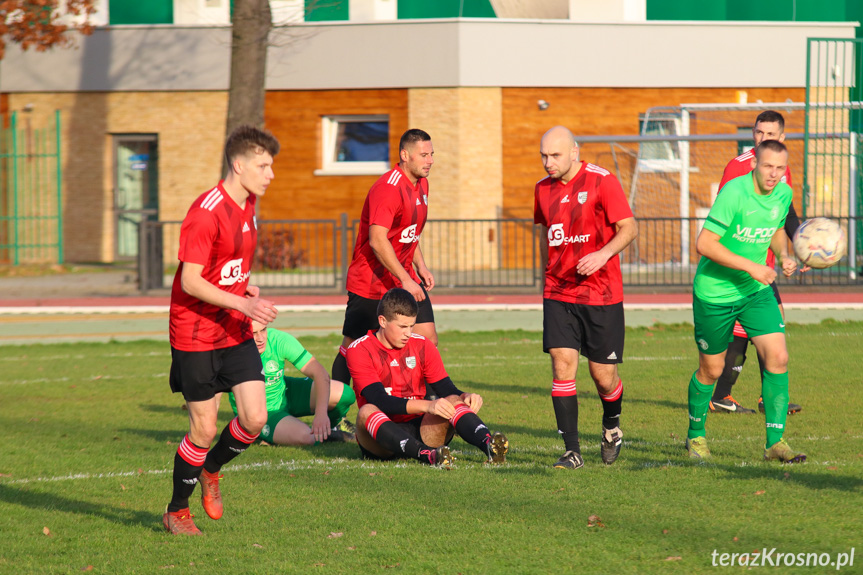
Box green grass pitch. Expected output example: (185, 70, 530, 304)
(1, 322, 861, 574)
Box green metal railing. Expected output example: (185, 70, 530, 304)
(0, 110, 63, 265)
(805, 38, 863, 277)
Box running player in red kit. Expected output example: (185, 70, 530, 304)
(709, 111, 803, 416)
(346, 288, 508, 467)
(534, 126, 638, 470)
(332, 129, 438, 389)
(163, 126, 280, 535)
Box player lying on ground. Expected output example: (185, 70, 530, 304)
(227, 321, 357, 445)
(346, 287, 508, 467)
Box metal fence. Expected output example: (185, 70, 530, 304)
(140, 217, 541, 292)
(139, 214, 863, 292)
(0, 110, 63, 264)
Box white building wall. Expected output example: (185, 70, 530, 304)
(0, 19, 857, 92)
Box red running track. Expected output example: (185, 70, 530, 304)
(1, 291, 863, 308)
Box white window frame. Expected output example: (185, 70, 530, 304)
(314, 114, 390, 176)
(636, 114, 697, 174)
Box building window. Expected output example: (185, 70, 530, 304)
(737, 126, 754, 156)
(316, 115, 390, 176)
(109, 0, 173, 24)
(636, 113, 698, 174)
(305, 0, 349, 21)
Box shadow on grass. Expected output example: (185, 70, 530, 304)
(457, 379, 547, 396)
(621, 453, 863, 492)
(0, 484, 162, 532)
(138, 403, 187, 415)
(120, 427, 184, 443)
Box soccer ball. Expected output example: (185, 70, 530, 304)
(792, 218, 847, 269)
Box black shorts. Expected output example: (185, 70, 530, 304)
(342, 286, 435, 340)
(169, 338, 264, 402)
(542, 299, 625, 364)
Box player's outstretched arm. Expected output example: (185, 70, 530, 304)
(369, 224, 425, 301)
(181, 262, 278, 323)
(576, 216, 638, 276)
(301, 358, 332, 442)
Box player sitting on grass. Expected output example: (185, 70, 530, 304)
(227, 321, 357, 446)
(346, 287, 508, 467)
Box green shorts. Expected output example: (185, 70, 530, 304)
(259, 377, 315, 443)
(693, 288, 785, 355)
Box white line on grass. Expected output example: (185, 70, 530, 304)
(0, 373, 168, 385)
(6, 436, 859, 485)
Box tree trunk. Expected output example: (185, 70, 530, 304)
(223, 0, 272, 176)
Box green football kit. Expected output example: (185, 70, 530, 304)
(228, 328, 355, 443)
(688, 173, 792, 448)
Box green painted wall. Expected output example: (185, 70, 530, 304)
(109, 0, 172, 25)
(647, 0, 854, 22)
(398, 0, 496, 19)
(305, 0, 349, 21)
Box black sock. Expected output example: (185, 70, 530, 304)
(713, 335, 749, 400)
(552, 380, 579, 453)
(599, 380, 623, 430)
(168, 435, 207, 513)
(203, 418, 258, 474)
(450, 405, 492, 455)
(366, 411, 426, 460)
(332, 348, 351, 386)
(756, 347, 766, 388)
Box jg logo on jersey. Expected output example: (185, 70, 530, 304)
(548, 223, 591, 247)
(399, 224, 421, 244)
(218, 258, 250, 286)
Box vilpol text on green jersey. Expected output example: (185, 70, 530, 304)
(693, 173, 791, 304)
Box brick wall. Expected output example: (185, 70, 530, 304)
(8, 92, 227, 262)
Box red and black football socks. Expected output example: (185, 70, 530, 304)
(449, 404, 492, 455)
(203, 417, 258, 474)
(552, 379, 580, 453)
(599, 379, 623, 430)
(762, 370, 789, 448)
(328, 384, 356, 428)
(168, 435, 207, 513)
(713, 335, 748, 400)
(332, 347, 351, 386)
(365, 411, 427, 462)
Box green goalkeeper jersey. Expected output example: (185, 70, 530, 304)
(228, 327, 313, 413)
(693, 173, 791, 304)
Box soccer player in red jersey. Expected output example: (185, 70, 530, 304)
(332, 129, 438, 388)
(346, 288, 508, 467)
(163, 126, 280, 535)
(534, 126, 638, 470)
(710, 111, 804, 416)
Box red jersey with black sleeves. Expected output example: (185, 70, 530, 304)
(346, 166, 429, 299)
(719, 149, 793, 191)
(346, 331, 447, 423)
(169, 182, 257, 351)
(534, 162, 634, 305)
